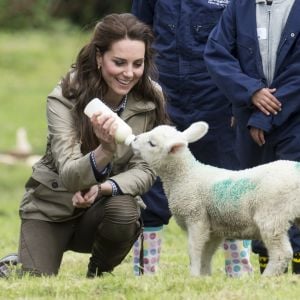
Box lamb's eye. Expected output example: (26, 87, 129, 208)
(149, 141, 156, 147)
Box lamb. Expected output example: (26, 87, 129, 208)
(130, 121, 300, 276)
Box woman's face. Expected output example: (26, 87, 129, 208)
(97, 38, 145, 101)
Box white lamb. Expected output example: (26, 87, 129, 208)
(131, 121, 300, 276)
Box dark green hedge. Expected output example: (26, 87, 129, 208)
(0, 0, 131, 30)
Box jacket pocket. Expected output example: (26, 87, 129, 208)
(29, 166, 76, 220)
(154, 1, 177, 39)
(236, 34, 258, 75)
(191, 11, 221, 43)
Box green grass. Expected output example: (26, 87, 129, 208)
(1, 30, 300, 299)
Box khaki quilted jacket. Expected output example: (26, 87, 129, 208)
(19, 85, 158, 222)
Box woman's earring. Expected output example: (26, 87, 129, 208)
(98, 65, 102, 82)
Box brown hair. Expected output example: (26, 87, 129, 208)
(61, 13, 169, 154)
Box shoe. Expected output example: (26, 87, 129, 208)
(0, 253, 18, 278)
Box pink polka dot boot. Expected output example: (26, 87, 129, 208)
(133, 226, 162, 276)
(223, 239, 253, 277)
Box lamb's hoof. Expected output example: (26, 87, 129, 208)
(262, 269, 286, 276)
(190, 271, 211, 277)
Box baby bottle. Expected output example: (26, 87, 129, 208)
(84, 98, 136, 146)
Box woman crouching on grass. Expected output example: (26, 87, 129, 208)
(0, 13, 168, 278)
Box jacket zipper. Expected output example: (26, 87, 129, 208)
(267, 6, 271, 86)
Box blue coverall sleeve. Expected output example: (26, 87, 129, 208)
(131, 0, 156, 26)
(204, 2, 266, 117)
(249, 39, 300, 132)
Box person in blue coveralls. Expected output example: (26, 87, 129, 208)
(204, 0, 300, 273)
(132, 0, 253, 277)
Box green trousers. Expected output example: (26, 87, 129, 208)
(18, 195, 141, 276)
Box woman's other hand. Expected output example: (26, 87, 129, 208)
(72, 185, 99, 208)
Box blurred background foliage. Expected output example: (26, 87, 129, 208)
(0, 0, 132, 30)
(0, 0, 132, 154)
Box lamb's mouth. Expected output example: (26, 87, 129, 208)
(130, 144, 140, 155)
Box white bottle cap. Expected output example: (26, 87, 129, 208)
(84, 98, 110, 118)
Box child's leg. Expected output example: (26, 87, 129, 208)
(133, 226, 163, 276)
(224, 239, 253, 277)
(289, 225, 300, 274)
(252, 238, 270, 274)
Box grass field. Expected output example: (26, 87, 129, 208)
(1, 30, 300, 300)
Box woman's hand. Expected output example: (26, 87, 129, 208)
(251, 88, 281, 116)
(72, 185, 99, 208)
(91, 112, 118, 154)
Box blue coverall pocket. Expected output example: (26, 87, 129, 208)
(191, 11, 220, 42)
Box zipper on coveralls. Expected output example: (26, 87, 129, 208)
(266, 5, 272, 86)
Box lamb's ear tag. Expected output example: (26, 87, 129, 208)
(169, 142, 186, 154)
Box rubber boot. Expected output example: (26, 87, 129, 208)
(292, 252, 300, 274)
(258, 255, 269, 274)
(133, 226, 162, 275)
(87, 221, 141, 278)
(224, 240, 253, 277)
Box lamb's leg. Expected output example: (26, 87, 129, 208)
(200, 236, 223, 275)
(187, 222, 211, 276)
(261, 233, 292, 276)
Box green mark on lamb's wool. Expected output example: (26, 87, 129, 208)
(212, 178, 256, 208)
(295, 162, 300, 171)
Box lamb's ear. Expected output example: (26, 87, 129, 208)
(167, 141, 187, 154)
(182, 122, 209, 143)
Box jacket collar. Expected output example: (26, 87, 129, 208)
(48, 82, 157, 120)
(121, 92, 156, 121)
